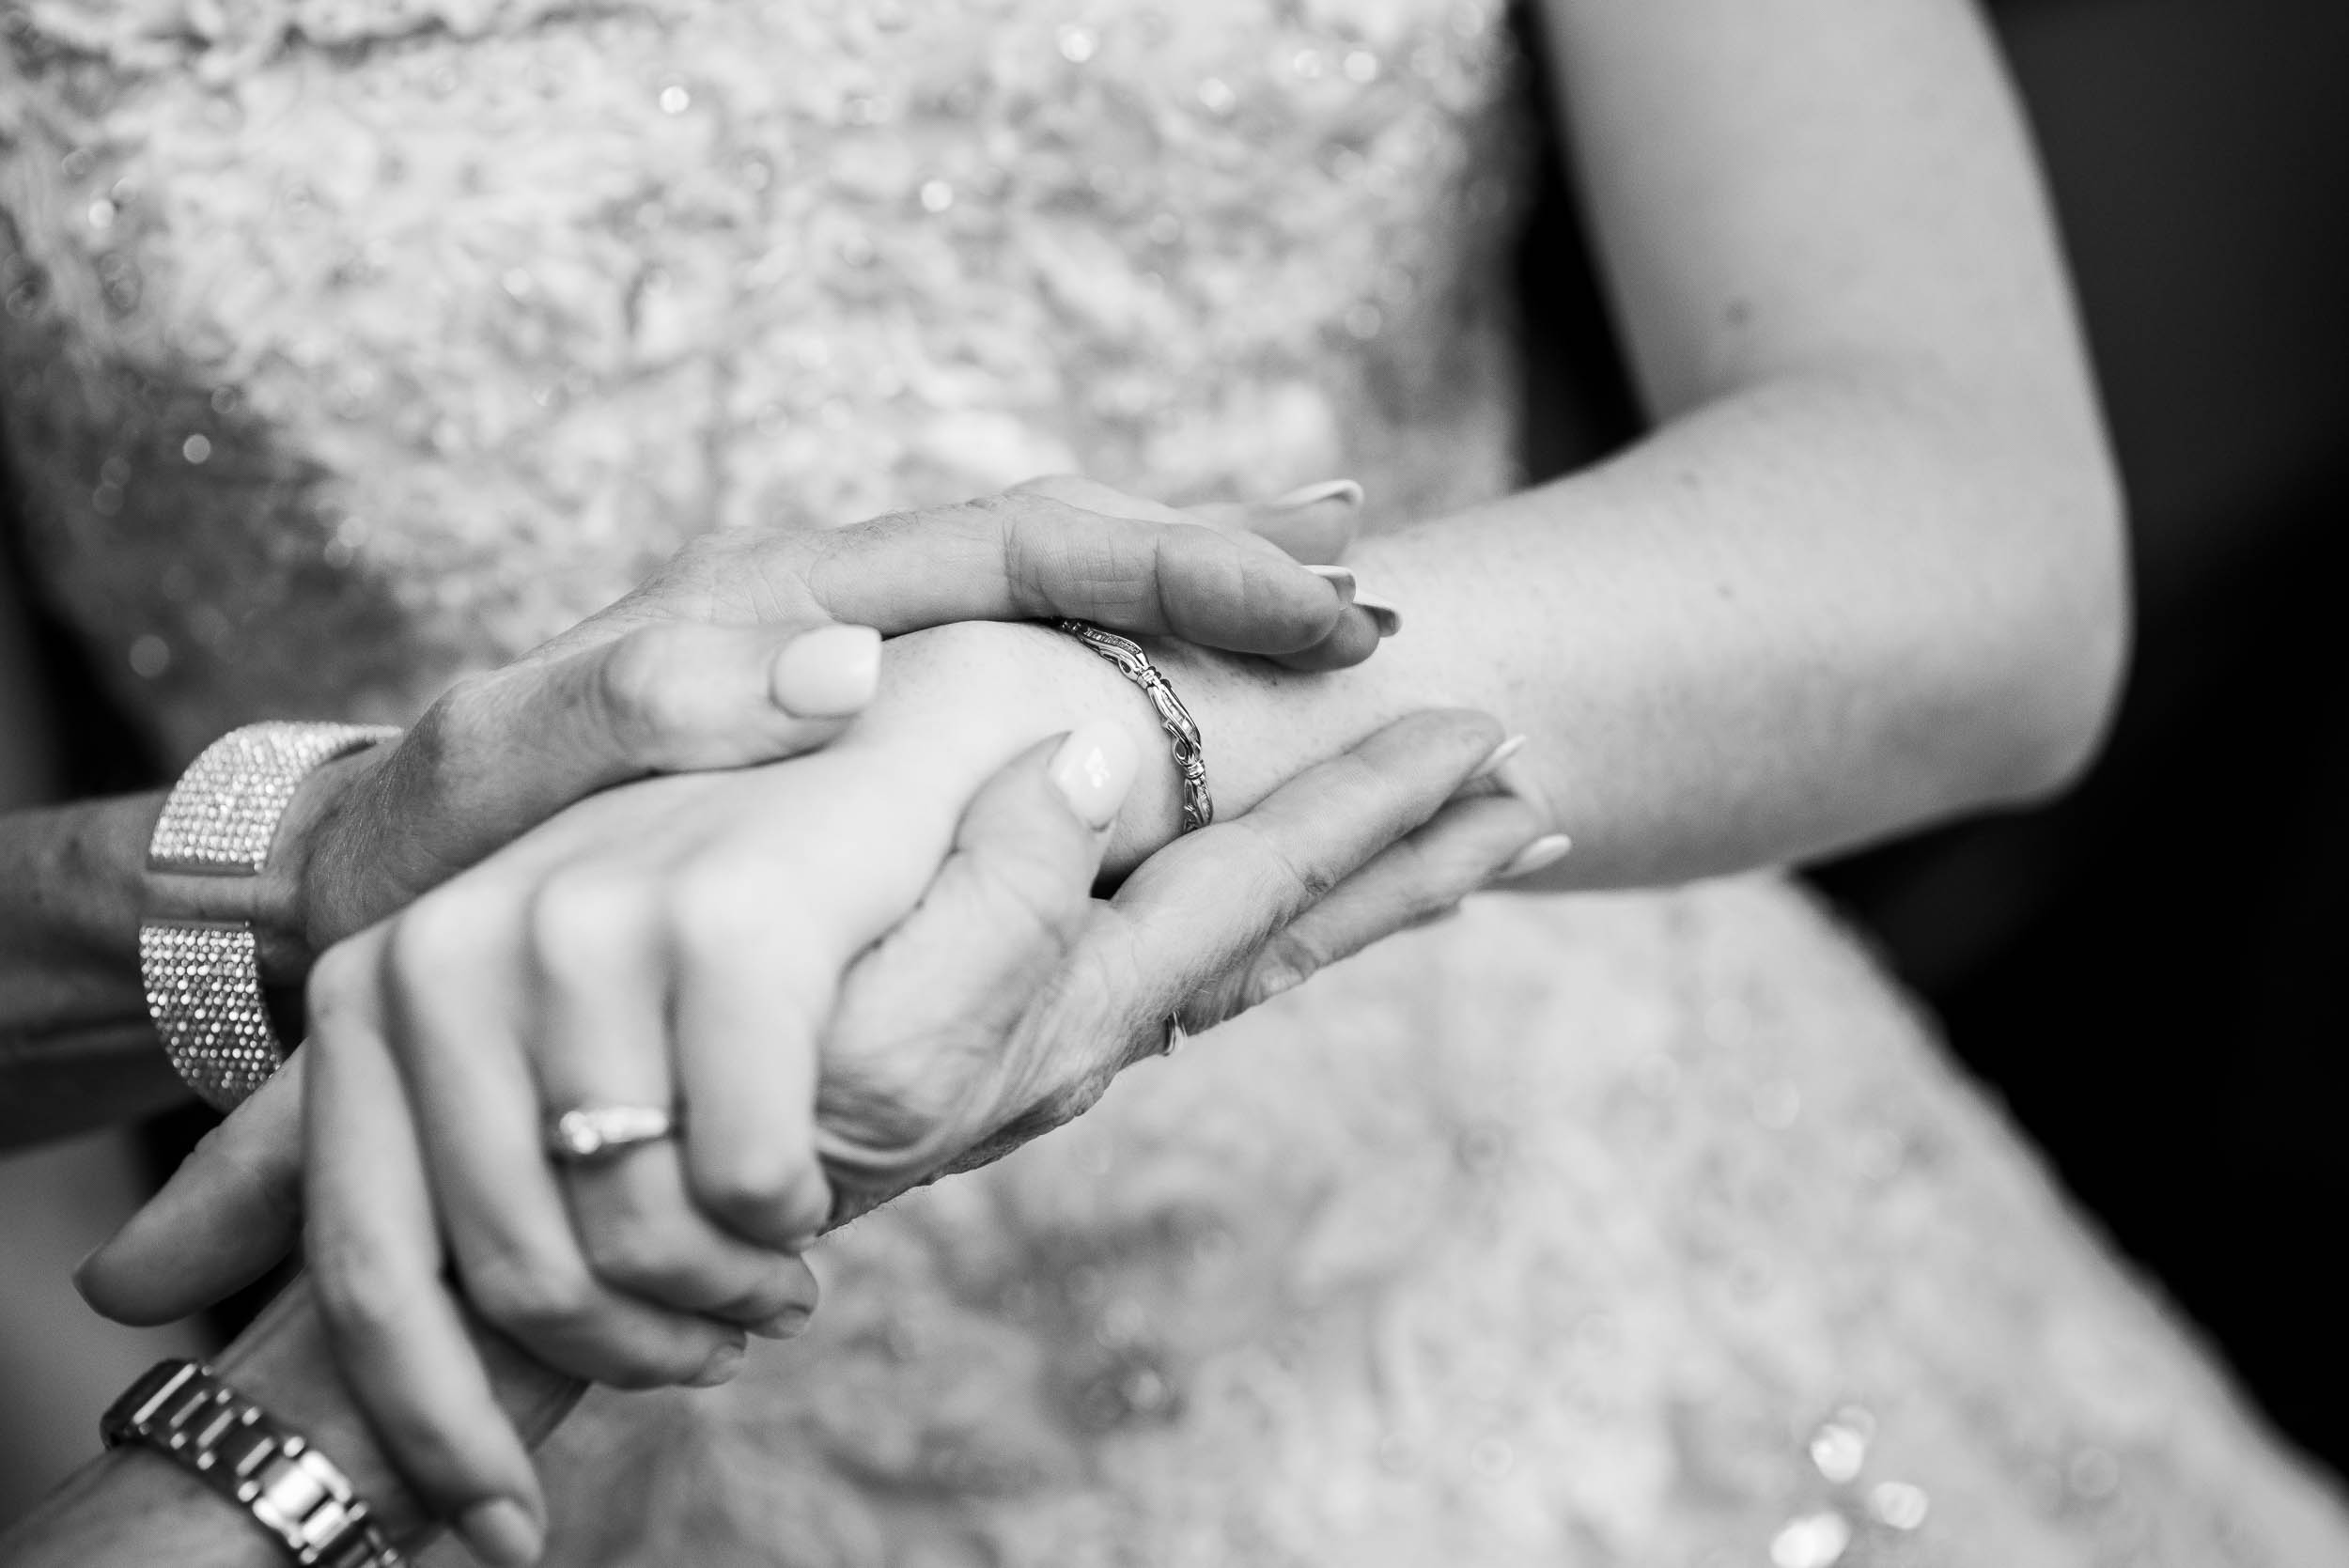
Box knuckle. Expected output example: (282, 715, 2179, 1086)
(1032, 1065, 1116, 1134)
(1229, 816, 1342, 909)
(980, 841, 1091, 951)
(824, 1041, 974, 1152)
(578, 1210, 692, 1292)
(1050, 937, 1143, 1035)
(722, 1261, 816, 1324)
(382, 886, 500, 983)
(691, 1154, 824, 1239)
(416, 672, 501, 762)
(464, 1252, 596, 1340)
(525, 865, 653, 978)
(1242, 931, 1327, 1009)
(308, 1230, 411, 1346)
(595, 625, 705, 751)
(304, 940, 373, 1016)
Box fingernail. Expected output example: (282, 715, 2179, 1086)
(1271, 478, 1364, 510)
(1468, 734, 1527, 783)
(70, 1243, 104, 1293)
(770, 625, 881, 718)
(1491, 752, 1553, 821)
(1350, 589, 1402, 639)
(1249, 964, 1309, 1005)
(688, 1337, 749, 1389)
(1048, 722, 1141, 831)
(458, 1498, 545, 1568)
(1305, 564, 1358, 602)
(750, 1303, 813, 1340)
(1498, 833, 1573, 880)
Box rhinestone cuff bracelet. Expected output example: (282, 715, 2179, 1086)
(141, 721, 399, 1110)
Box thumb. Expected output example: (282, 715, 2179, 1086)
(75, 1054, 308, 1326)
(819, 722, 1136, 1200)
(331, 621, 883, 920)
(464, 617, 882, 784)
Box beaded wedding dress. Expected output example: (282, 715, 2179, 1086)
(4, 3, 2344, 1563)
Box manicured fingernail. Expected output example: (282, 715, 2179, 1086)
(688, 1338, 749, 1389)
(1305, 564, 1358, 602)
(1249, 964, 1308, 1004)
(1468, 734, 1527, 783)
(1498, 833, 1573, 880)
(70, 1244, 104, 1293)
(458, 1498, 545, 1568)
(750, 1304, 814, 1340)
(1271, 478, 1364, 510)
(1350, 589, 1401, 638)
(1491, 752, 1553, 821)
(770, 624, 880, 718)
(1048, 722, 1141, 831)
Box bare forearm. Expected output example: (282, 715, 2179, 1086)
(1149, 370, 2123, 889)
(0, 747, 392, 1145)
(0, 795, 193, 1142)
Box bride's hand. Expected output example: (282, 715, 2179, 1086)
(272, 477, 1376, 966)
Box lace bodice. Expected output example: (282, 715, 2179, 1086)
(1, 0, 1522, 762)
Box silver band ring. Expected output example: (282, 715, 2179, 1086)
(547, 1105, 677, 1164)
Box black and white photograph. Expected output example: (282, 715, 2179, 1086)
(1, 0, 2342, 1562)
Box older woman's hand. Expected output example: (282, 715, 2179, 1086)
(817, 707, 1549, 1214)
(78, 709, 1543, 1565)
(275, 478, 1377, 965)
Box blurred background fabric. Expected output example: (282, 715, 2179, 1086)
(1, 0, 2342, 1524)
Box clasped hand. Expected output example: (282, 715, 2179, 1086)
(79, 479, 1549, 1558)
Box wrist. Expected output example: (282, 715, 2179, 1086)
(134, 748, 381, 988)
(858, 621, 1188, 868)
(257, 747, 390, 978)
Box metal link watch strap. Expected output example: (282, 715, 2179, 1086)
(141, 721, 399, 1110)
(102, 1359, 406, 1568)
(1051, 620, 1213, 832)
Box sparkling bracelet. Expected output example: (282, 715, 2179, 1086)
(1051, 620, 1212, 833)
(142, 721, 399, 1110)
(103, 1359, 405, 1568)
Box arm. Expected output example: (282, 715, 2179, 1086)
(1052, 0, 2129, 888)
(0, 490, 1369, 1147)
(0, 533, 192, 1140)
(0, 1276, 572, 1568)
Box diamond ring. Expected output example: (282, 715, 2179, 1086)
(545, 1104, 677, 1164)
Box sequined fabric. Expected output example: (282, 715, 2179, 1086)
(5, 4, 2345, 1564)
(0, 0, 1523, 762)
